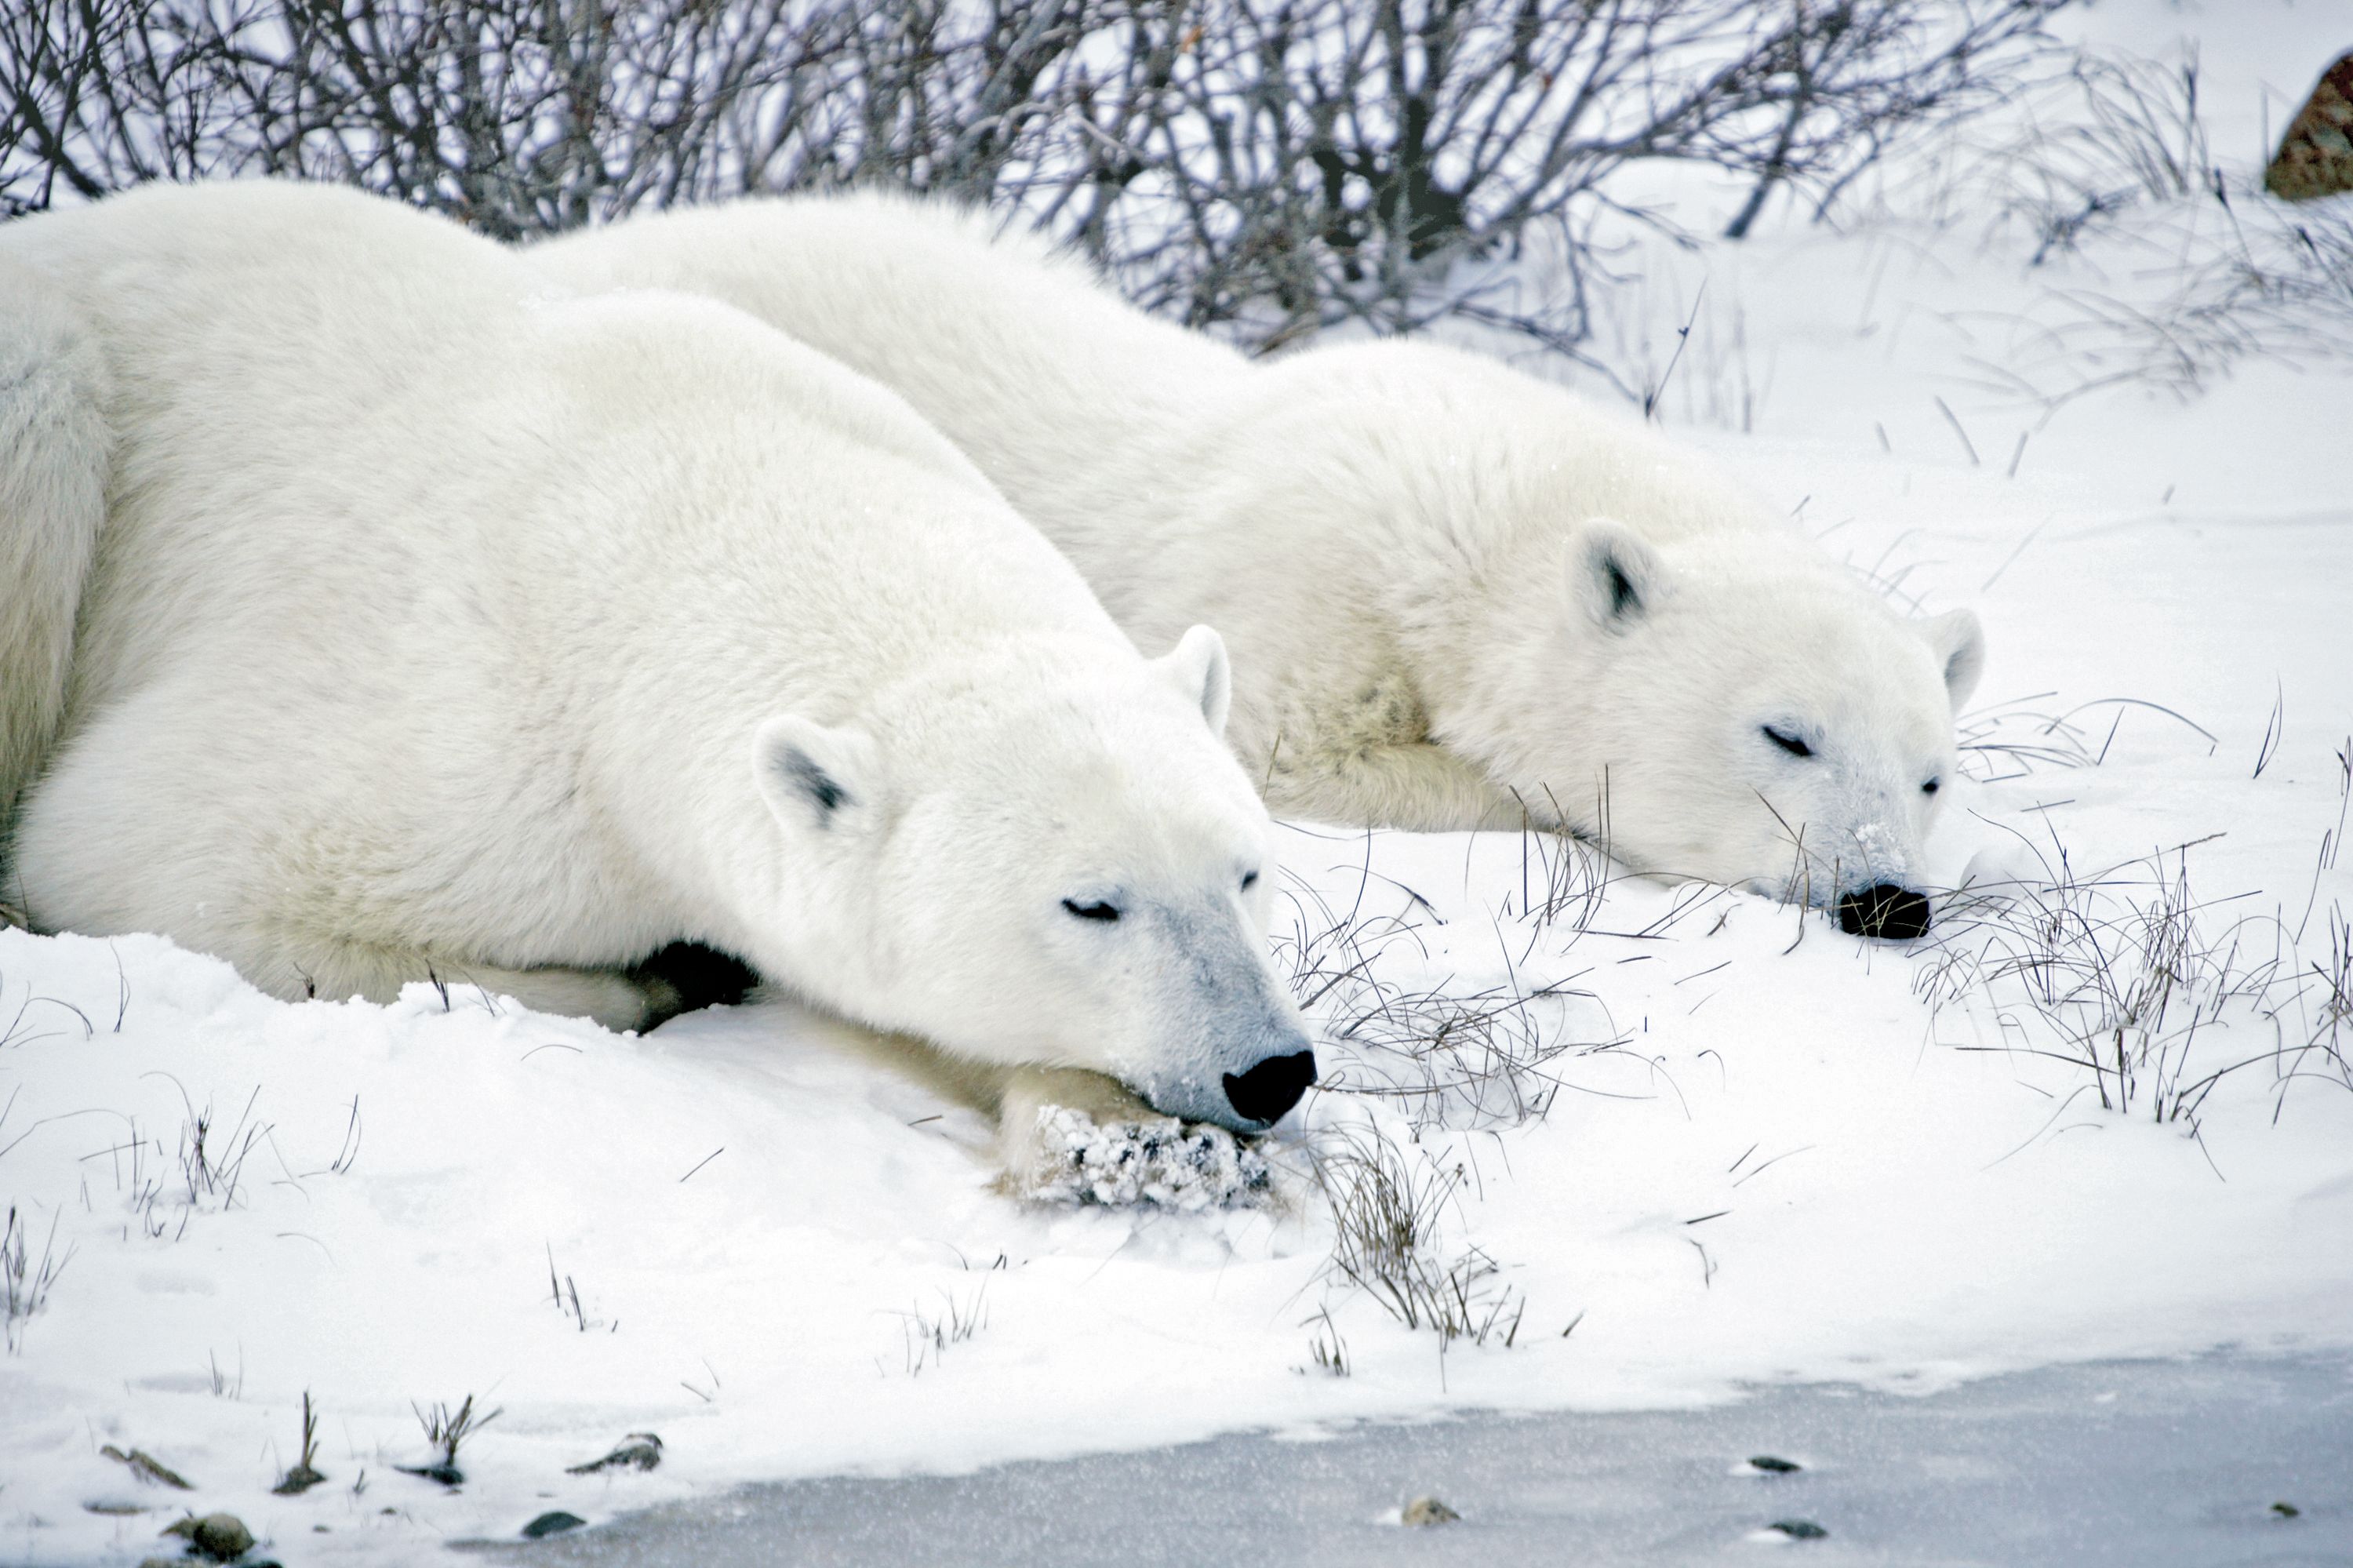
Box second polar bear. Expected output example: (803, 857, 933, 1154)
(536, 197, 1986, 939)
(0, 181, 1315, 1159)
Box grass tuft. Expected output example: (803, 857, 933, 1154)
(400, 1394, 500, 1486)
(1296, 1305, 1350, 1377)
(1918, 827, 2351, 1141)
(1311, 1121, 1523, 1351)
(897, 1284, 988, 1377)
(2, 1203, 72, 1353)
(271, 1389, 328, 1494)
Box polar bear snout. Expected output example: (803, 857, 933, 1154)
(1224, 1047, 1318, 1126)
(1835, 883, 1933, 942)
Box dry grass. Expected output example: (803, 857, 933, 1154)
(401, 1394, 500, 1486)
(546, 1244, 615, 1334)
(897, 1284, 988, 1377)
(2, 1202, 71, 1353)
(272, 1389, 328, 1495)
(1296, 1305, 1350, 1377)
(1271, 826, 1645, 1133)
(1932, 42, 2353, 407)
(1917, 824, 2352, 1141)
(1954, 693, 2217, 783)
(1310, 1121, 1523, 1352)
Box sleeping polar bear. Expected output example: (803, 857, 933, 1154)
(0, 180, 1315, 1165)
(536, 195, 1988, 940)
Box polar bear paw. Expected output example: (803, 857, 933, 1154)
(1020, 1105, 1274, 1210)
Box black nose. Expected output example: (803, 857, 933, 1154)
(1835, 884, 1933, 941)
(1223, 1050, 1317, 1126)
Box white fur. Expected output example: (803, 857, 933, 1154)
(0, 180, 1313, 1134)
(534, 195, 1988, 926)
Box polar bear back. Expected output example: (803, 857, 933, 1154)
(3, 180, 1134, 973)
(5, 184, 1117, 738)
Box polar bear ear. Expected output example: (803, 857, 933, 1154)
(1566, 518, 1667, 629)
(1155, 624, 1233, 738)
(753, 715, 882, 832)
(1922, 608, 1986, 711)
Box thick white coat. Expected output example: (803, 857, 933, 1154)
(536, 196, 1987, 926)
(0, 181, 1311, 1134)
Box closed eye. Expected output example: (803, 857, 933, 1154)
(1062, 898, 1121, 922)
(1762, 725, 1813, 759)
(1240, 870, 1260, 893)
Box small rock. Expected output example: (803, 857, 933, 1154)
(84, 1498, 147, 1516)
(1401, 1495, 1460, 1526)
(2272, 1501, 2301, 1519)
(522, 1511, 588, 1539)
(1768, 1519, 1828, 1541)
(101, 1446, 194, 1490)
(271, 1461, 327, 1496)
(2266, 54, 2353, 202)
(566, 1432, 663, 1475)
(160, 1512, 256, 1561)
(1747, 1455, 1802, 1474)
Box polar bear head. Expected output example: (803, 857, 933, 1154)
(1489, 522, 1984, 940)
(745, 627, 1318, 1131)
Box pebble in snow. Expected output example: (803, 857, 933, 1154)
(158, 1511, 255, 1560)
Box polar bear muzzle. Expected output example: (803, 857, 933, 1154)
(1835, 883, 1933, 942)
(1224, 1048, 1318, 1126)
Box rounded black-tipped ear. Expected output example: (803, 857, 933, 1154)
(1922, 608, 1986, 711)
(753, 715, 881, 831)
(1566, 518, 1667, 629)
(1155, 624, 1232, 737)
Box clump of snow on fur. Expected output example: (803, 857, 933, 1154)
(1021, 1106, 1272, 1210)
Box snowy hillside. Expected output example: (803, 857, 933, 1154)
(5, 2, 2352, 1564)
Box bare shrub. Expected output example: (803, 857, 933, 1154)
(2, 0, 2076, 355)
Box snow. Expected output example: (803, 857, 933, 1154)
(5, 3, 2352, 1563)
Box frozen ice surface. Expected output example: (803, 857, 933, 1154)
(480, 1353, 2353, 1567)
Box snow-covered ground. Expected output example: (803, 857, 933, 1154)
(5, 4, 2351, 1564)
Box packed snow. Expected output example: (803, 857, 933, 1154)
(5, 2, 2351, 1563)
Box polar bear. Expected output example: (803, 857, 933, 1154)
(535, 196, 1987, 940)
(0, 180, 1316, 1152)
